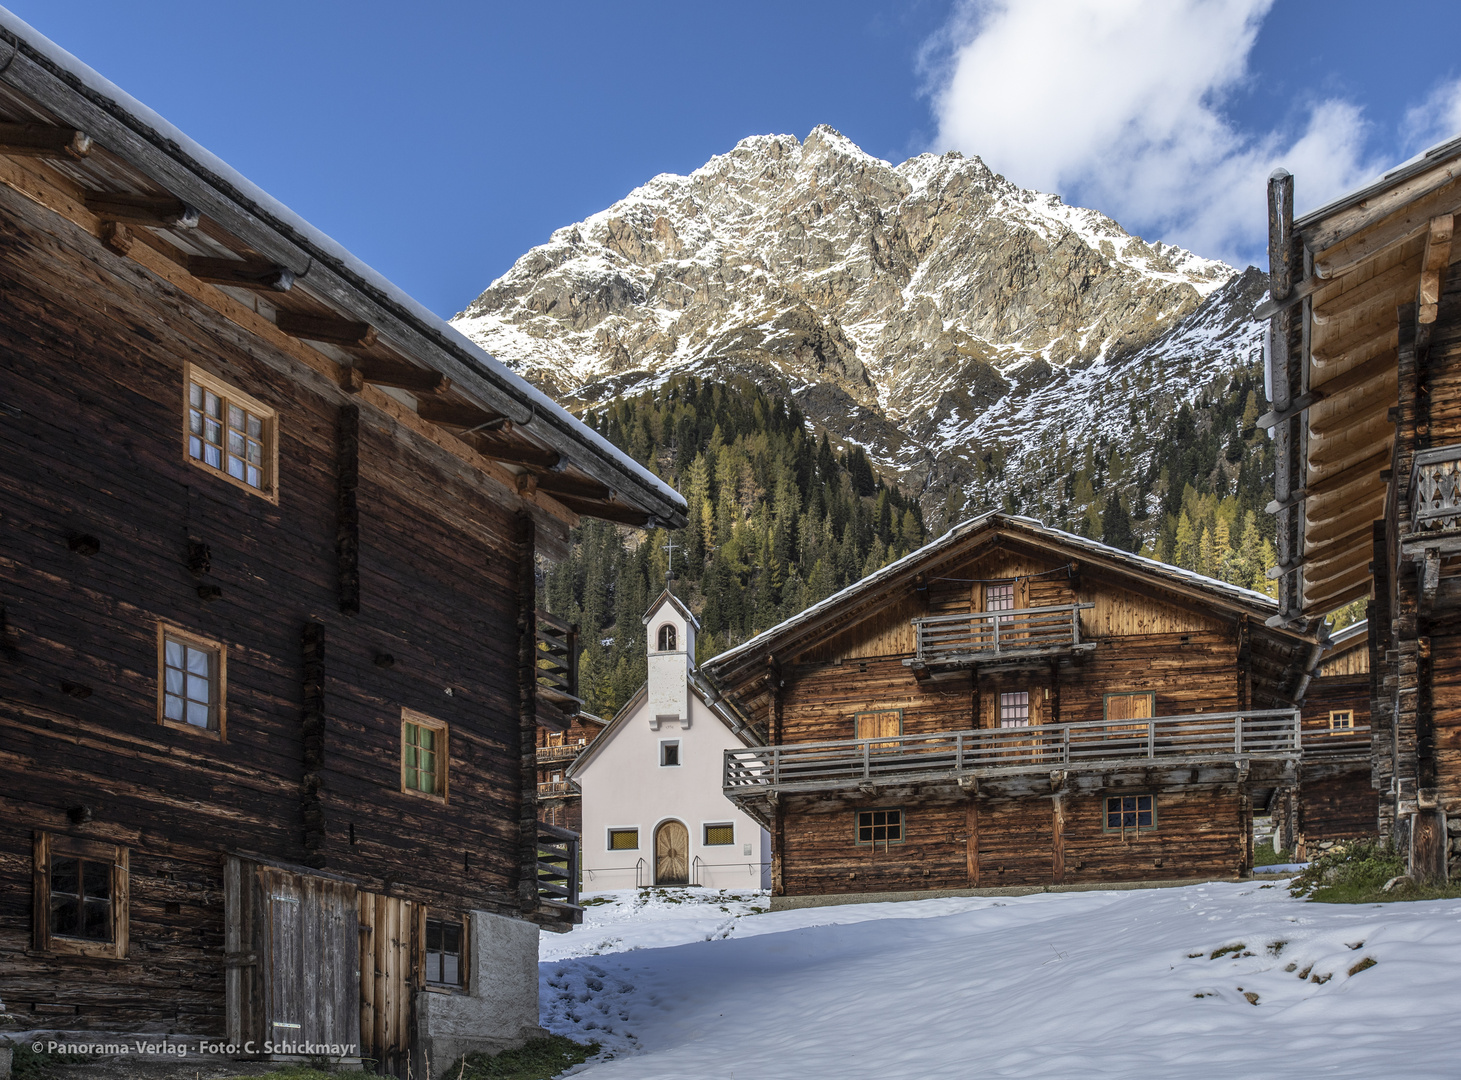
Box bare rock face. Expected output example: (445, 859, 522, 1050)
(453, 126, 1249, 513)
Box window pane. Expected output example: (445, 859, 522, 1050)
(442, 923, 462, 953)
(52, 856, 78, 896)
(705, 824, 734, 845)
(247, 414, 263, 438)
(166, 640, 184, 668)
(189, 409, 203, 435)
(247, 465, 261, 488)
(442, 954, 459, 985)
(205, 391, 221, 417)
(190, 382, 203, 408)
(228, 403, 244, 429)
(204, 444, 222, 468)
(227, 455, 245, 480)
(227, 430, 244, 456)
(426, 920, 442, 951)
(247, 439, 262, 464)
(164, 667, 184, 696)
(83, 898, 111, 940)
(186, 646, 211, 676)
(51, 894, 79, 936)
(418, 727, 435, 752)
(186, 700, 210, 727)
(82, 859, 109, 900)
(189, 434, 203, 459)
(205, 418, 222, 443)
(164, 693, 184, 721)
(425, 952, 441, 984)
(609, 829, 638, 850)
(187, 673, 210, 704)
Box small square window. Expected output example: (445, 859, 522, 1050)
(33, 833, 128, 959)
(660, 740, 681, 767)
(157, 625, 225, 738)
(424, 915, 466, 988)
(1104, 794, 1156, 832)
(704, 823, 735, 846)
(608, 828, 639, 851)
(984, 582, 1015, 611)
(855, 809, 903, 845)
(1329, 710, 1354, 731)
(999, 691, 1030, 728)
(402, 710, 448, 802)
(184, 364, 278, 501)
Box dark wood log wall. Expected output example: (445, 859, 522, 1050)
(0, 178, 535, 1032)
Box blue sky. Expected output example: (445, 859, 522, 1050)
(9, 1, 1460, 315)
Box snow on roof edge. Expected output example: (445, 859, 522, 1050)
(1293, 132, 1461, 232)
(0, 6, 684, 516)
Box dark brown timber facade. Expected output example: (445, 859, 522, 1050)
(703, 516, 1321, 907)
(1264, 136, 1461, 880)
(0, 15, 684, 1076)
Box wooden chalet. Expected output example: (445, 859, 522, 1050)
(700, 515, 1323, 906)
(1263, 136, 1461, 879)
(1271, 621, 1377, 854)
(0, 14, 685, 1077)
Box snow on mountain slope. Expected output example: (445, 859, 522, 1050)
(452, 128, 1249, 513)
(539, 885, 1461, 1079)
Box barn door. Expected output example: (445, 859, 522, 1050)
(358, 892, 415, 1077)
(258, 868, 360, 1055)
(655, 821, 689, 885)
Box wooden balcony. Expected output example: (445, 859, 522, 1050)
(537, 780, 578, 799)
(536, 820, 582, 919)
(905, 603, 1096, 676)
(1300, 726, 1372, 764)
(536, 742, 588, 764)
(724, 709, 1301, 804)
(536, 609, 580, 730)
(1410, 444, 1461, 536)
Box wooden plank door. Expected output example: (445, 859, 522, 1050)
(258, 867, 360, 1058)
(655, 821, 689, 885)
(262, 869, 305, 1048)
(358, 891, 414, 1077)
(856, 709, 902, 749)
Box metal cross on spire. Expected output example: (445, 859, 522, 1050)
(663, 536, 679, 581)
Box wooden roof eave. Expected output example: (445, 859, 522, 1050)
(0, 23, 687, 531)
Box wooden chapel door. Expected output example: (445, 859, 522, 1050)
(655, 821, 689, 885)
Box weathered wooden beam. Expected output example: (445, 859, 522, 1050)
(1311, 256, 1419, 326)
(1311, 317, 1397, 367)
(532, 471, 613, 502)
(0, 121, 91, 159)
(1418, 213, 1454, 324)
(1314, 176, 1461, 279)
(83, 190, 198, 228)
(1267, 446, 1391, 514)
(1256, 389, 1326, 430)
(468, 434, 562, 471)
(276, 310, 377, 350)
(187, 255, 294, 292)
(415, 397, 498, 427)
(1252, 275, 1318, 320)
(551, 494, 649, 527)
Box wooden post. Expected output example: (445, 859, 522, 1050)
(965, 800, 979, 888)
(1051, 795, 1065, 884)
(301, 620, 327, 867)
(1267, 169, 1305, 623)
(516, 512, 540, 913)
(336, 405, 360, 616)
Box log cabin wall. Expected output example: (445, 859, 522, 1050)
(715, 532, 1312, 901)
(0, 175, 535, 1033)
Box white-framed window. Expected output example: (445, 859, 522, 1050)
(184, 364, 278, 501)
(608, 827, 639, 851)
(660, 739, 681, 767)
(1329, 709, 1354, 731)
(999, 690, 1030, 728)
(703, 823, 734, 846)
(157, 624, 225, 738)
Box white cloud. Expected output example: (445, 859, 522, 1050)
(922, 0, 1387, 266)
(1403, 76, 1461, 155)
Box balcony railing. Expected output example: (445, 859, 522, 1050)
(906, 603, 1096, 670)
(536, 609, 579, 700)
(536, 741, 587, 764)
(724, 709, 1301, 797)
(536, 820, 581, 914)
(537, 780, 577, 798)
(1301, 725, 1372, 761)
(1411, 444, 1461, 533)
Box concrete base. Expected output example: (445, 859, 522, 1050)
(0, 1045, 11, 1080)
(769, 875, 1243, 911)
(414, 910, 545, 1079)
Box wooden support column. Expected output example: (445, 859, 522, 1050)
(1267, 169, 1306, 624)
(1237, 614, 1252, 712)
(337, 405, 361, 616)
(1047, 660, 1060, 724)
(1051, 796, 1066, 884)
(965, 801, 980, 888)
(516, 512, 540, 913)
(1369, 522, 1396, 841)
(1394, 301, 1424, 871)
(772, 800, 786, 897)
(301, 620, 327, 868)
(1239, 791, 1253, 877)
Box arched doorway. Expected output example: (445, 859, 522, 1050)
(654, 820, 689, 885)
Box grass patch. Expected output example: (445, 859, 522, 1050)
(1348, 956, 1377, 977)
(1209, 943, 1246, 960)
(579, 895, 615, 907)
(241, 1069, 338, 1080)
(1289, 838, 1461, 903)
(1253, 843, 1295, 867)
(1267, 940, 1287, 956)
(446, 1035, 600, 1080)
(10, 1045, 58, 1080)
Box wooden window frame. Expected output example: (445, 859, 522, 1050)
(659, 739, 681, 767)
(703, 822, 735, 846)
(607, 827, 639, 851)
(1103, 793, 1158, 834)
(183, 363, 280, 503)
(1328, 709, 1355, 731)
(656, 623, 677, 652)
(32, 832, 129, 959)
(982, 581, 1016, 612)
(419, 909, 470, 994)
(998, 690, 1031, 728)
(854, 808, 905, 847)
(1104, 692, 1156, 723)
(854, 708, 903, 744)
(400, 708, 449, 803)
(156, 623, 227, 741)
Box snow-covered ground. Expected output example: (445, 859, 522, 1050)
(540, 883, 1461, 1079)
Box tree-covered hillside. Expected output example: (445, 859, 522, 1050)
(543, 377, 927, 718)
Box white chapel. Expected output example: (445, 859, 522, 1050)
(568, 589, 771, 891)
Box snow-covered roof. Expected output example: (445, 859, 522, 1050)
(704, 512, 1296, 681)
(0, 6, 685, 525)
